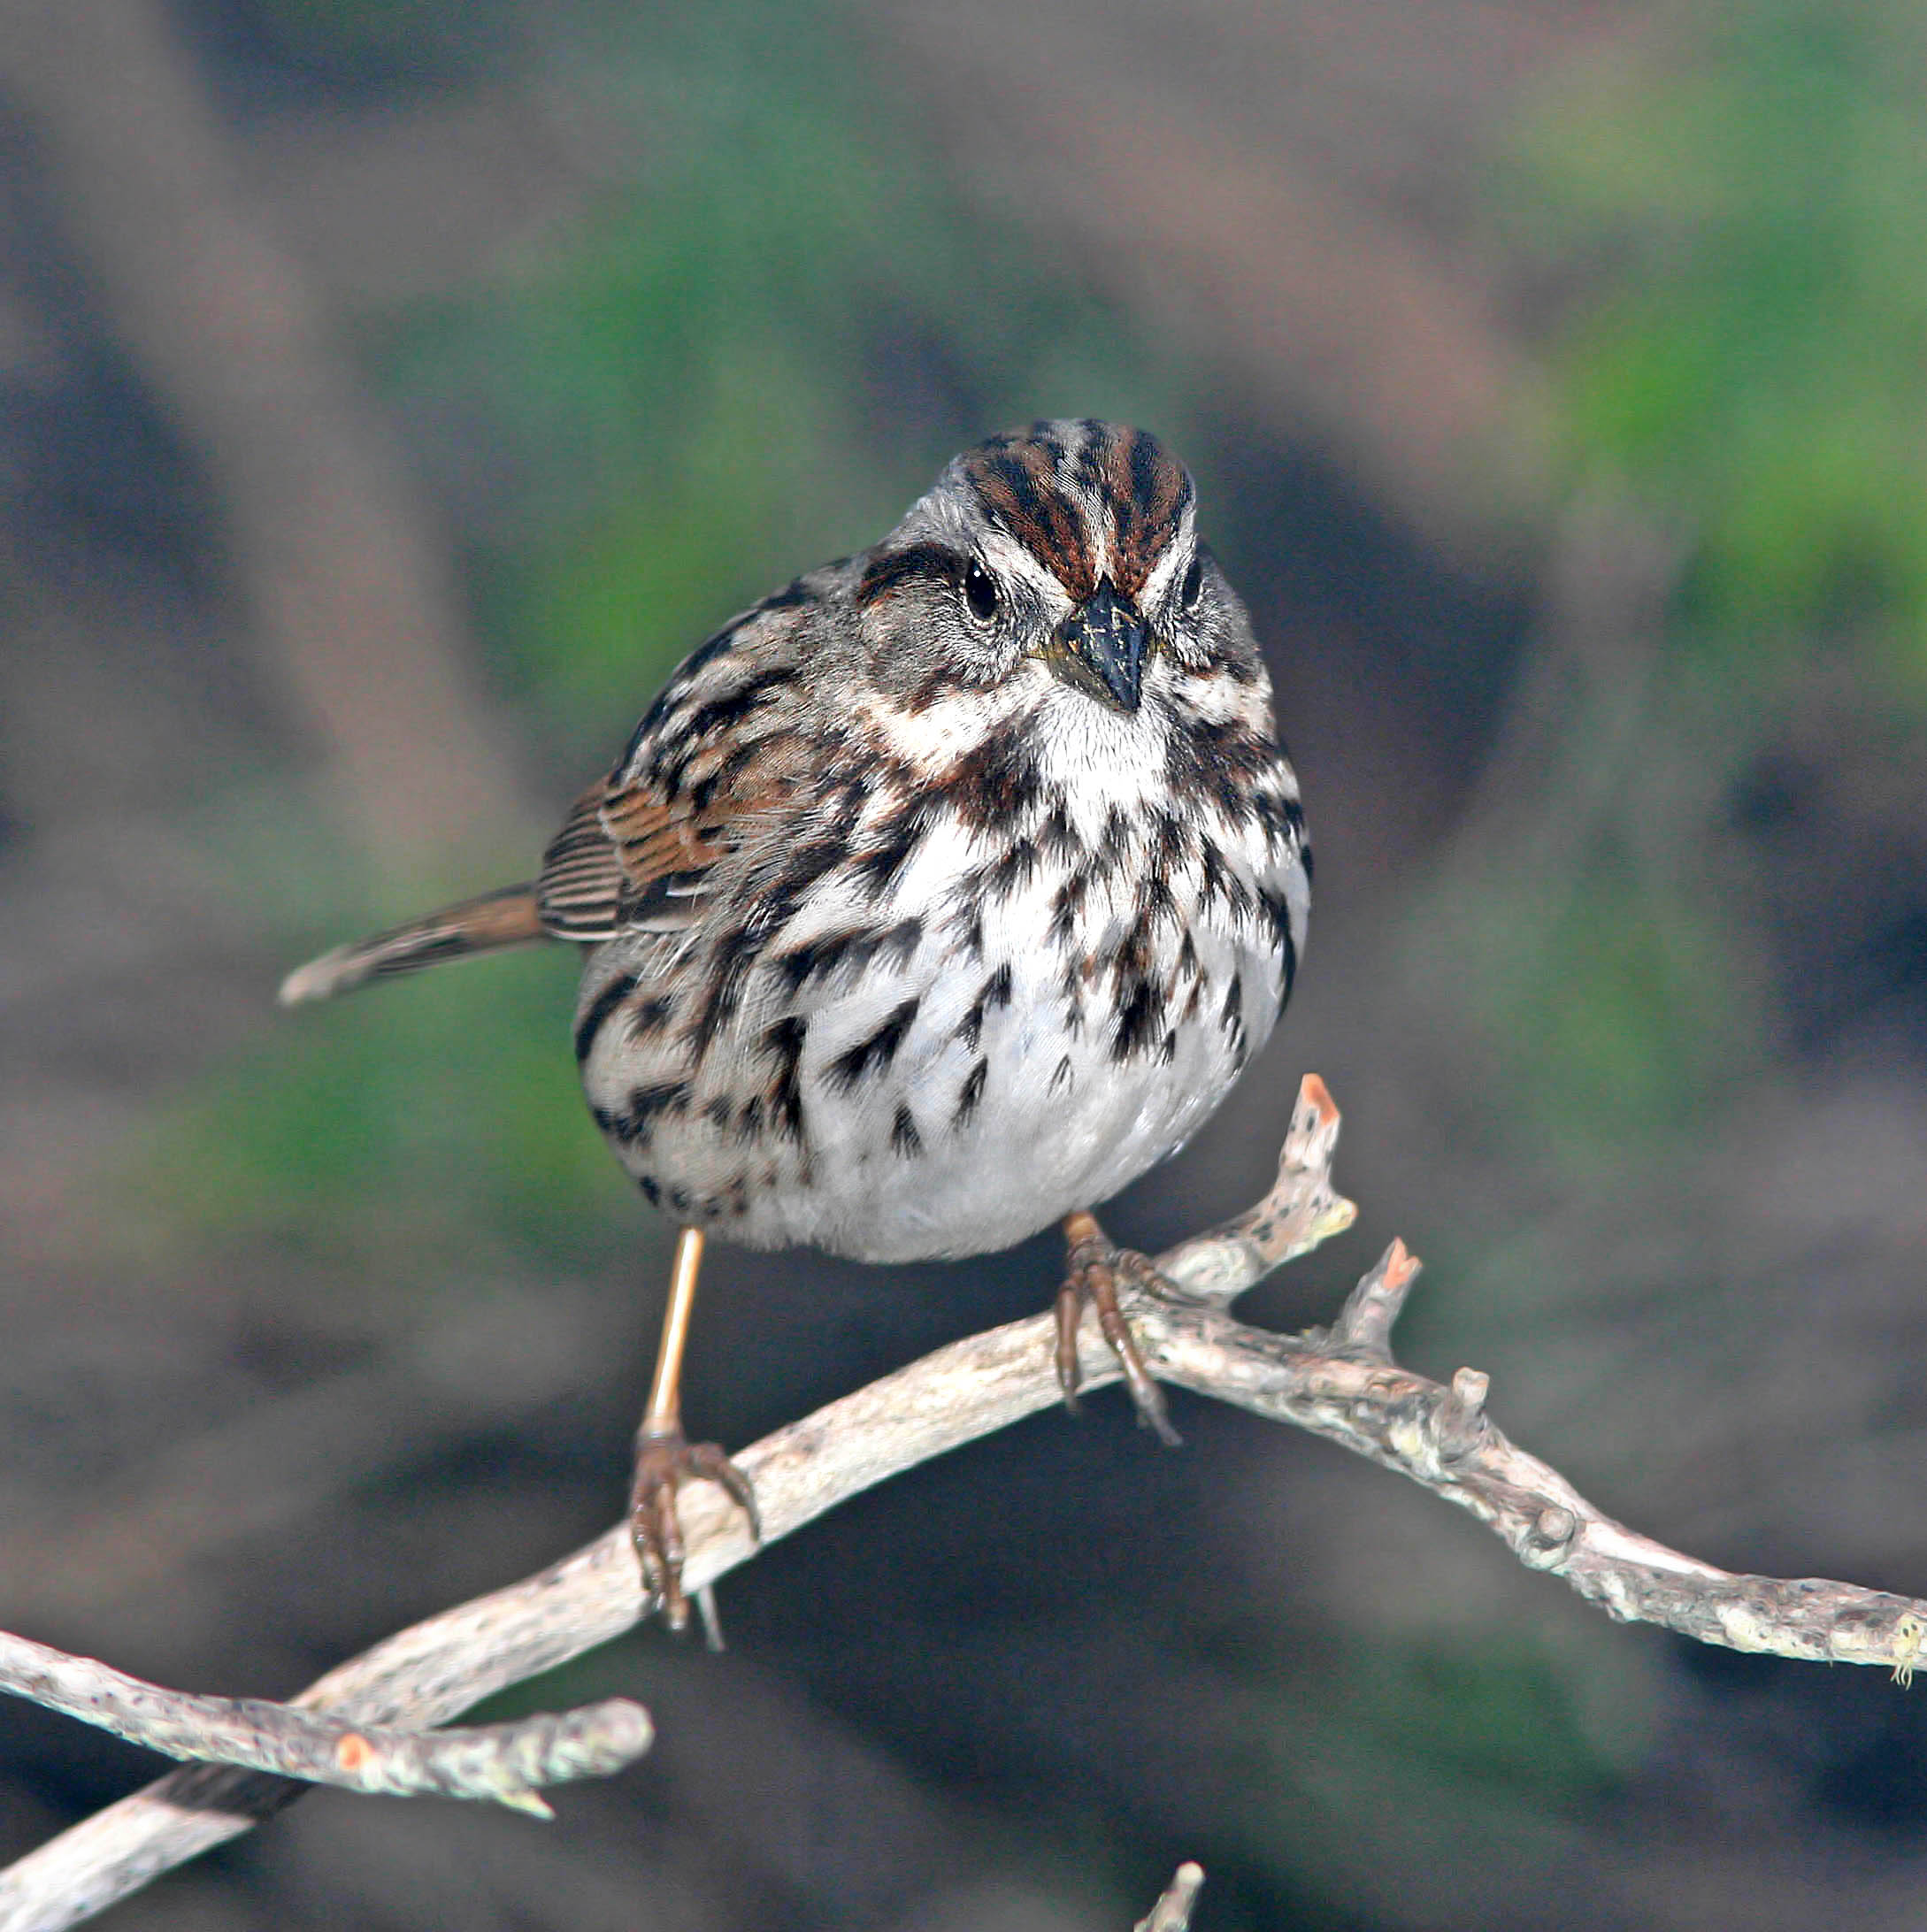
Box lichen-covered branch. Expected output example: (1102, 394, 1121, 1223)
(0, 1631, 649, 1818)
(4, 1075, 1923, 1932)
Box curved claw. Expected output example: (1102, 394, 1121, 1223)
(1056, 1211, 1181, 1447)
(630, 1425, 761, 1632)
(679, 1440, 764, 1543)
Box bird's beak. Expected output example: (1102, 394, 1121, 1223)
(1046, 577, 1148, 714)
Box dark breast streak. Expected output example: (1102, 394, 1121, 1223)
(576, 657, 1298, 1245)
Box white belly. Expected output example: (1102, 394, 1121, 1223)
(576, 799, 1290, 1262)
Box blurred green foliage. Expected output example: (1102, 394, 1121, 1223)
(110, 4, 1927, 1915)
(380, 1, 1194, 763)
(134, 950, 619, 1272)
(1439, 0, 1927, 1164)
(1209, 1624, 1654, 1919)
(1522, 0, 1927, 688)
(1320, 1630, 1640, 1804)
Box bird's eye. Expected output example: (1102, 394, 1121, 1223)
(1180, 552, 1204, 610)
(964, 557, 999, 622)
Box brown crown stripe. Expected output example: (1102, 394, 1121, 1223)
(959, 426, 1191, 602)
(1103, 426, 1193, 599)
(964, 441, 1098, 602)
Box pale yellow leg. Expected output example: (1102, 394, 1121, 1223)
(631, 1224, 760, 1632)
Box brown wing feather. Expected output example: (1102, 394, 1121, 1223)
(537, 749, 799, 942)
(288, 596, 818, 1000)
(534, 782, 628, 939)
(602, 785, 733, 889)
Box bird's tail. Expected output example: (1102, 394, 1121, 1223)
(279, 884, 547, 1006)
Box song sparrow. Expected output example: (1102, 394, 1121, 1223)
(282, 420, 1310, 1623)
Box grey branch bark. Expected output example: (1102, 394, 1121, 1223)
(4, 1077, 1924, 1932)
(0, 1630, 648, 1818)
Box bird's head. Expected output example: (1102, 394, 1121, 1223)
(854, 419, 1254, 727)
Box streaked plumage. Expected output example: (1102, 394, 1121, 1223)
(283, 420, 1309, 1616)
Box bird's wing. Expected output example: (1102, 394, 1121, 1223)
(534, 776, 730, 939)
(537, 616, 817, 941)
(281, 594, 823, 1002)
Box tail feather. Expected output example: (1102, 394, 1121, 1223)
(279, 884, 547, 1006)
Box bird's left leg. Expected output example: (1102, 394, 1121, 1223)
(1054, 1209, 1181, 1446)
(631, 1225, 761, 1630)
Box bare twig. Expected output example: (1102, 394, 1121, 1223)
(1322, 1230, 1421, 1356)
(4, 1076, 1925, 1932)
(0, 1631, 648, 1819)
(1135, 1861, 1205, 1932)
(1157, 1071, 1356, 1301)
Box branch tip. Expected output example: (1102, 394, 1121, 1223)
(0, 1629, 655, 1819)
(495, 1789, 557, 1821)
(1430, 1365, 1493, 1462)
(1156, 1071, 1358, 1302)
(1382, 1236, 1421, 1290)
(1327, 1238, 1424, 1357)
(1135, 1860, 1205, 1932)
(1449, 1367, 1489, 1414)
(1891, 1612, 1924, 1687)
(1283, 1071, 1340, 1156)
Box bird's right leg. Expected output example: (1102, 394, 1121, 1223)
(1054, 1209, 1181, 1446)
(631, 1224, 761, 1630)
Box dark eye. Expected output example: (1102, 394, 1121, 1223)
(964, 557, 999, 622)
(1180, 552, 1204, 610)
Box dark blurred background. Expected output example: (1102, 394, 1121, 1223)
(5, 1, 1927, 1926)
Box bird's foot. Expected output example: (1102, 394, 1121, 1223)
(1055, 1210, 1181, 1446)
(630, 1421, 761, 1632)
